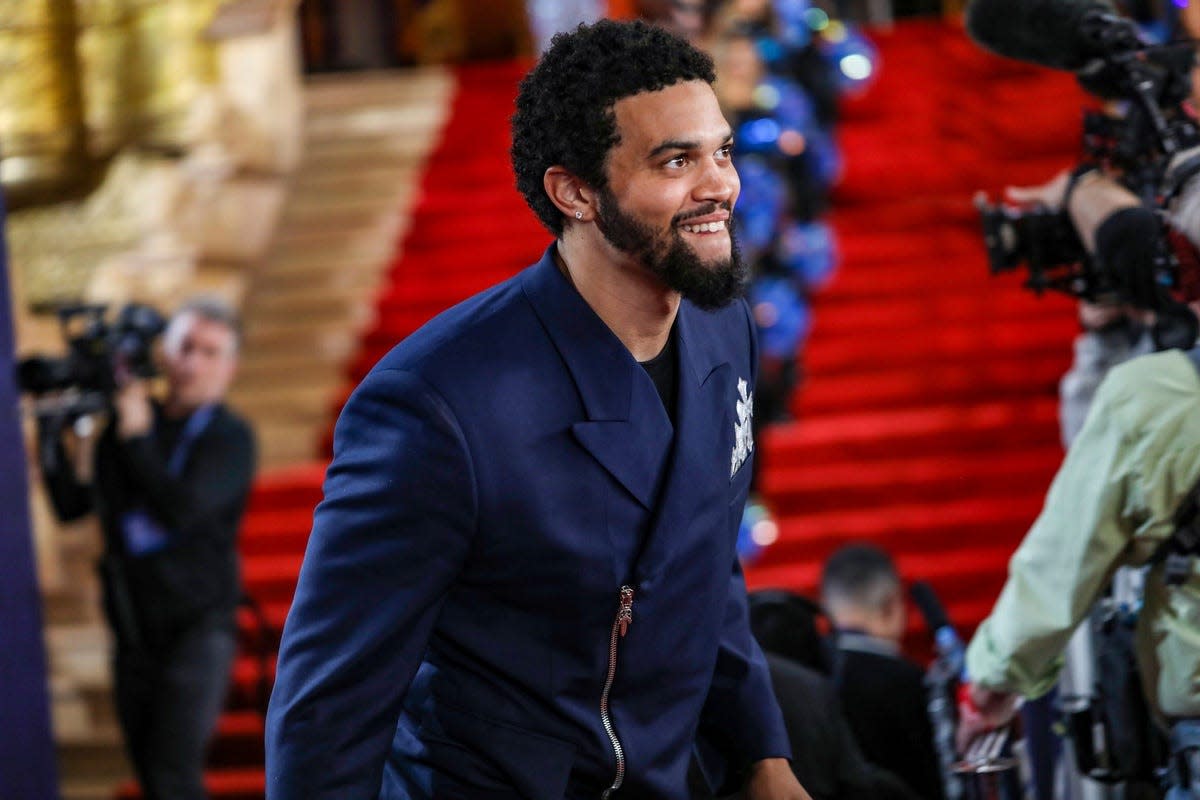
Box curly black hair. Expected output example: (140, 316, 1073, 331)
(511, 19, 717, 237)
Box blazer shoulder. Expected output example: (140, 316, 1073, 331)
(372, 277, 530, 369)
(365, 272, 553, 406)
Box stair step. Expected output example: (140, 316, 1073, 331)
(805, 316, 1078, 370)
(61, 779, 127, 800)
(57, 728, 131, 783)
(759, 493, 1043, 567)
(764, 445, 1062, 514)
(115, 766, 265, 800)
(798, 353, 1070, 413)
(763, 397, 1062, 463)
(208, 711, 267, 768)
(810, 286, 1072, 331)
(229, 381, 337, 411)
(247, 464, 326, 511)
(249, 427, 327, 471)
(241, 322, 360, 356)
(242, 287, 376, 323)
(241, 508, 315, 552)
(242, 553, 306, 602)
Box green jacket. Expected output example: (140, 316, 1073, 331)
(966, 349, 1200, 719)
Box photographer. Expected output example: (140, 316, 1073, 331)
(998, 166, 1162, 799)
(42, 298, 256, 800)
(1004, 165, 1165, 438)
(958, 164, 1200, 795)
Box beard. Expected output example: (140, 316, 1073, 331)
(594, 186, 747, 310)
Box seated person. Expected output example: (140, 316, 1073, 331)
(745, 590, 920, 800)
(821, 544, 945, 800)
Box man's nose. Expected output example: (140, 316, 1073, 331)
(694, 158, 737, 205)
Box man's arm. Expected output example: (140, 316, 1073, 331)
(265, 367, 476, 799)
(1009, 170, 1162, 309)
(37, 414, 95, 522)
(695, 558, 799, 796)
(965, 372, 1138, 698)
(744, 757, 812, 800)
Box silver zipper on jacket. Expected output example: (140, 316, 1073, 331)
(600, 584, 635, 799)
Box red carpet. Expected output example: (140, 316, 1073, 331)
(747, 19, 1084, 640)
(132, 19, 1089, 798)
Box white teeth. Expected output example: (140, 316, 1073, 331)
(682, 220, 725, 233)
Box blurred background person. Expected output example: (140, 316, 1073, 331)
(634, 0, 713, 41)
(40, 298, 256, 800)
(821, 543, 946, 800)
(743, 589, 922, 800)
(527, 0, 606, 53)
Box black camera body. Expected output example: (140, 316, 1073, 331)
(976, 200, 1094, 294)
(974, 37, 1200, 349)
(1078, 41, 1200, 181)
(17, 304, 166, 417)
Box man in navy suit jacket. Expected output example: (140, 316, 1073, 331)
(266, 20, 805, 800)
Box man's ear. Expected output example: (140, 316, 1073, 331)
(544, 166, 596, 224)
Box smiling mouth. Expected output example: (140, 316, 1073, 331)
(680, 220, 727, 234)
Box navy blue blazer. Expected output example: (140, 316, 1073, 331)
(265, 247, 790, 799)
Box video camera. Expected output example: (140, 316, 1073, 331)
(17, 303, 166, 419)
(971, 8, 1200, 347)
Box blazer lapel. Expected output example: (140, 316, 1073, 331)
(634, 301, 734, 585)
(521, 247, 673, 509)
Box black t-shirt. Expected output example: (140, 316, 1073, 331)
(639, 326, 678, 424)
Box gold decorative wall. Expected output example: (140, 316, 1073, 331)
(74, 0, 224, 154)
(75, 0, 141, 156)
(0, 0, 223, 204)
(0, 0, 88, 202)
(2, 0, 224, 307)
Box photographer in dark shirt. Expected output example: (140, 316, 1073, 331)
(42, 297, 256, 800)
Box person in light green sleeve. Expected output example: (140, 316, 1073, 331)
(960, 348, 1200, 796)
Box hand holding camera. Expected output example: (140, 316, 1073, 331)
(114, 380, 153, 440)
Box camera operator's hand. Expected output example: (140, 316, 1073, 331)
(115, 380, 153, 440)
(1005, 170, 1070, 212)
(745, 758, 813, 800)
(955, 682, 1019, 755)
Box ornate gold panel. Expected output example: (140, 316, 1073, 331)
(0, 0, 87, 201)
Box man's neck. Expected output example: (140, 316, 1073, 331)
(163, 396, 205, 420)
(829, 609, 901, 646)
(555, 235, 679, 362)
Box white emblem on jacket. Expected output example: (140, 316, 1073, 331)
(731, 378, 754, 478)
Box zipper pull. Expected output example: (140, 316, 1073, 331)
(618, 585, 635, 638)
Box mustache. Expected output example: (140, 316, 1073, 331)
(672, 201, 732, 225)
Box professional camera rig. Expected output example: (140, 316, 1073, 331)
(975, 34, 1200, 348)
(17, 303, 166, 419)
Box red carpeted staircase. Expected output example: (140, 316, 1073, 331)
(746, 19, 1085, 637)
(169, 20, 1090, 799)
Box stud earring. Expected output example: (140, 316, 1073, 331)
(575, 210, 583, 220)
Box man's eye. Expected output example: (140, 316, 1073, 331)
(666, 155, 689, 168)
(717, 145, 733, 159)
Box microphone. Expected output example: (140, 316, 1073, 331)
(910, 581, 966, 677)
(965, 0, 1143, 72)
